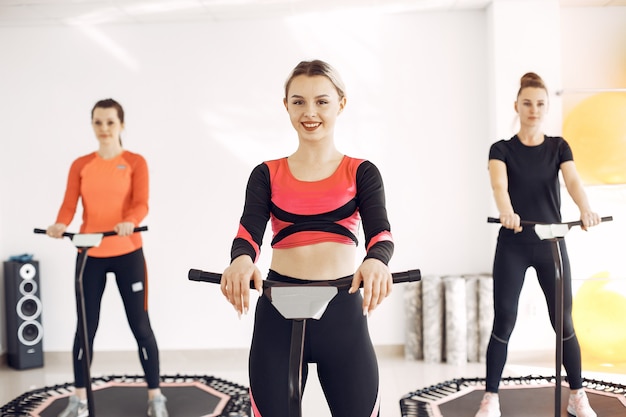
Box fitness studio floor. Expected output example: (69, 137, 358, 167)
(1, 347, 625, 417)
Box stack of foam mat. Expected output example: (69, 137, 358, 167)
(403, 274, 494, 364)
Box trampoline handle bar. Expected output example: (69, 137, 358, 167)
(188, 268, 421, 288)
(487, 216, 613, 226)
(33, 225, 149, 238)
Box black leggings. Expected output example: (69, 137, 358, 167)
(485, 238, 583, 392)
(248, 271, 380, 417)
(72, 248, 161, 389)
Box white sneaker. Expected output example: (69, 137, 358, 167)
(568, 390, 597, 417)
(57, 395, 88, 417)
(147, 394, 169, 417)
(475, 392, 501, 417)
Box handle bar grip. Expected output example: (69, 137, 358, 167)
(487, 217, 540, 226)
(109, 225, 148, 235)
(389, 269, 422, 283)
(188, 268, 421, 288)
(33, 228, 76, 238)
(566, 216, 613, 226)
(188, 269, 222, 284)
(34, 225, 148, 238)
(487, 217, 538, 225)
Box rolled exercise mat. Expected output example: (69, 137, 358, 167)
(477, 274, 495, 363)
(463, 274, 480, 362)
(443, 276, 468, 365)
(422, 275, 444, 363)
(403, 281, 423, 360)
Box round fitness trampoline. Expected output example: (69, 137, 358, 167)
(0, 374, 250, 417)
(399, 375, 626, 417)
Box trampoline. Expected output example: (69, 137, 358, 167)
(399, 375, 626, 417)
(0, 374, 250, 417)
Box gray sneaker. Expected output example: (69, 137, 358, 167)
(147, 394, 168, 417)
(58, 395, 88, 417)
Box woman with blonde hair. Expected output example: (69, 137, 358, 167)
(220, 60, 394, 417)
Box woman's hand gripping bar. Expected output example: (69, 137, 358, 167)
(487, 216, 613, 226)
(34, 225, 149, 238)
(188, 268, 421, 288)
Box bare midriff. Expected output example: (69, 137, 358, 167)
(270, 242, 356, 281)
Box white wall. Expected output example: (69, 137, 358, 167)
(0, 10, 491, 353)
(1, 4, 624, 357)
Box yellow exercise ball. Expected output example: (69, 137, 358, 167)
(563, 92, 626, 185)
(573, 272, 626, 366)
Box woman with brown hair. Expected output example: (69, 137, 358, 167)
(47, 99, 168, 417)
(475, 73, 600, 417)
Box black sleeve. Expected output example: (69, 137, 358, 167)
(558, 137, 574, 162)
(489, 140, 506, 162)
(230, 163, 271, 263)
(356, 161, 394, 265)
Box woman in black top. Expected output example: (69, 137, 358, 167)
(474, 73, 601, 417)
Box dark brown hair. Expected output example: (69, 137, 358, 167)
(91, 98, 124, 145)
(91, 98, 124, 123)
(284, 60, 346, 100)
(517, 72, 547, 98)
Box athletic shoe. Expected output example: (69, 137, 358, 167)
(147, 394, 169, 417)
(568, 390, 597, 417)
(474, 392, 501, 417)
(57, 395, 88, 417)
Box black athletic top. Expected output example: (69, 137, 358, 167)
(489, 135, 573, 242)
(231, 156, 394, 265)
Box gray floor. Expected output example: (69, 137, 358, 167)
(1, 347, 624, 417)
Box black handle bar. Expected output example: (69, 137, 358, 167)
(487, 216, 613, 226)
(34, 225, 148, 238)
(188, 268, 421, 290)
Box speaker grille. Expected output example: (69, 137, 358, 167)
(18, 321, 44, 346)
(19, 263, 37, 279)
(17, 295, 42, 321)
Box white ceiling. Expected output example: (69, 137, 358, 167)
(0, 0, 624, 27)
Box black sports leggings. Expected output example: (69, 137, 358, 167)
(485, 238, 583, 392)
(72, 248, 161, 389)
(248, 270, 380, 417)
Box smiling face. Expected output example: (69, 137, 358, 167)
(284, 74, 346, 143)
(92, 107, 124, 146)
(515, 86, 548, 129)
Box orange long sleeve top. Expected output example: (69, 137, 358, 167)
(55, 150, 149, 258)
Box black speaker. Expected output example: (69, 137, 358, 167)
(3, 260, 44, 369)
